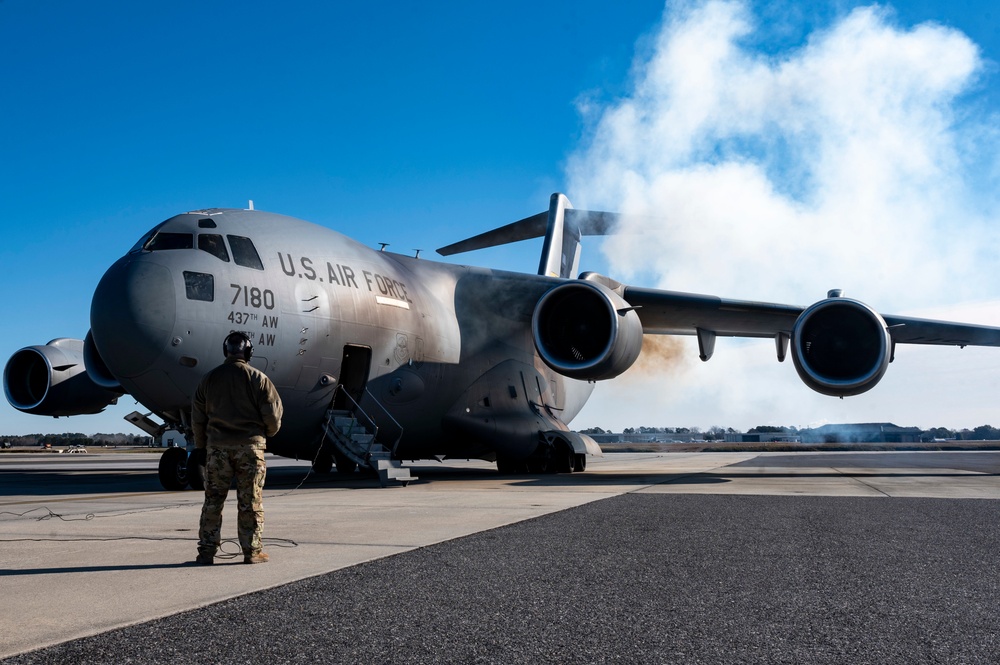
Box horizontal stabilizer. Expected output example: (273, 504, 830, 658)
(436, 207, 621, 256)
(437, 212, 549, 256)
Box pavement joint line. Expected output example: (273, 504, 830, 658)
(831, 466, 893, 498)
(626, 453, 761, 493)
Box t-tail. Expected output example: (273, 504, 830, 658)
(436, 193, 620, 278)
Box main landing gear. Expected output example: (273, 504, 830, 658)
(496, 450, 587, 475)
(311, 447, 359, 475)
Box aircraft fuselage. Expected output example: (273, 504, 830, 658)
(89, 208, 594, 463)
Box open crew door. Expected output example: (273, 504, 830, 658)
(333, 344, 371, 410)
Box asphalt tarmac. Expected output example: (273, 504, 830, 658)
(3, 450, 1000, 663)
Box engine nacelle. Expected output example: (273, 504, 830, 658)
(4, 338, 121, 416)
(532, 281, 643, 381)
(791, 297, 892, 397)
(83, 330, 124, 391)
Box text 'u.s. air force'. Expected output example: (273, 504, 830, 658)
(278, 253, 412, 303)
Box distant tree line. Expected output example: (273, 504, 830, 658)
(580, 425, 735, 441)
(0, 433, 154, 447)
(579, 424, 1000, 442)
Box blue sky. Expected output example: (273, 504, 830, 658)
(2, 0, 999, 435)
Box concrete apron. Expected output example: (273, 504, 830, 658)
(4, 451, 1000, 657)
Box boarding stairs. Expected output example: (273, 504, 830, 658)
(321, 389, 414, 487)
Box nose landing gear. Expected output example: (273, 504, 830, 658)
(157, 446, 205, 490)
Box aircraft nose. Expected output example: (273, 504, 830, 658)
(90, 257, 176, 378)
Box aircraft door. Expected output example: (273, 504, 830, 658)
(334, 344, 371, 410)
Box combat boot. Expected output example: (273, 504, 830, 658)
(244, 551, 269, 564)
(194, 552, 214, 565)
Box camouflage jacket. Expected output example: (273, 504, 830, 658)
(192, 357, 283, 449)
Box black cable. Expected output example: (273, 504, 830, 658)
(0, 535, 298, 548)
(0, 442, 328, 553)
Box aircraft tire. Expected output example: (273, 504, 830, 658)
(334, 450, 358, 475)
(158, 446, 189, 491)
(312, 450, 334, 474)
(573, 453, 587, 473)
(552, 445, 574, 474)
(526, 459, 549, 474)
(496, 456, 524, 475)
(187, 448, 207, 490)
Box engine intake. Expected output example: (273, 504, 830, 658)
(4, 338, 121, 416)
(791, 297, 891, 397)
(532, 281, 643, 381)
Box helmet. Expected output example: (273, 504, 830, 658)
(223, 331, 254, 360)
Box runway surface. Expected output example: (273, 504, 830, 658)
(2, 450, 1000, 663)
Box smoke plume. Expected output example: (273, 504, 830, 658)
(569, 1, 1000, 431)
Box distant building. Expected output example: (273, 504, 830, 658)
(725, 432, 760, 443)
(161, 430, 188, 448)
(584, 423, 923, 447)
(724, 433, 801, 443)
(802, 423, 921, 444)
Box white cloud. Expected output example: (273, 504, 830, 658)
(568, 1, 1000, 430)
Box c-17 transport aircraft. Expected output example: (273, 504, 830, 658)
(6, 193, 1000, 488)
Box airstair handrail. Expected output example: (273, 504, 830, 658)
(331, 386, 380, 458)
(362, 387, 405, 455)
(331, 385, 405, 457)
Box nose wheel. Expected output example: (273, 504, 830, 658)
(158, 446, 190, 490)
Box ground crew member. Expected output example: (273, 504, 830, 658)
(193, 332, 283, 565)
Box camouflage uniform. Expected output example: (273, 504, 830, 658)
(193, 355, 282, 560)
(199, 446, 267, 556)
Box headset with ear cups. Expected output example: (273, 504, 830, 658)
(223, 331, 254, 360)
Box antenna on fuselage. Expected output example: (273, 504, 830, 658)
(248, 200, 255, 210)
(378, 243, 389, 252)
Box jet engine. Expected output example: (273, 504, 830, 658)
(791, 297, 892, 397)
(531, 281, 643, 381)
(4, 338, 121, 416)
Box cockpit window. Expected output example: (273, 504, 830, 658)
(198, 234, 230, 262)
(144, 232, 194, 251)
(228, 235, 264, 270)
(183, 271, 214, 302)
(129, 222, 167, 253)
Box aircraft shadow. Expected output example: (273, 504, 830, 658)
(5, 455, 1000, 497)
(0, 471, 164, 497)
(0, 466, 372, 497)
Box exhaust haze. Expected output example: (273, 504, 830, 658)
(569, 1, 1000, 431)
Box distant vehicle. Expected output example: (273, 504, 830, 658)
(63, 445, 87, 454)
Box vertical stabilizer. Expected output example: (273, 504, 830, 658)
(538, 193, 580, 278)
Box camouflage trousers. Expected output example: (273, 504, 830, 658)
(197, 445, 267, 557)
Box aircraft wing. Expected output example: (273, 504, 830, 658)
(619, 284, 1000, 347)
(620, 285, 802, 338)
(879, 314, 1000, 346)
